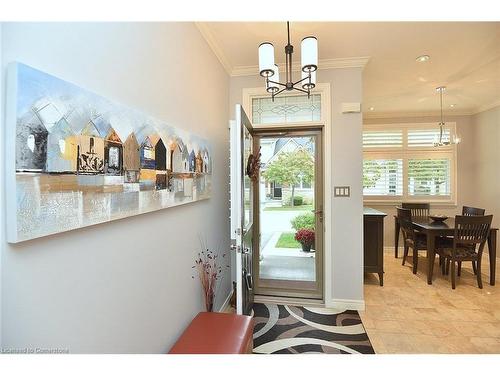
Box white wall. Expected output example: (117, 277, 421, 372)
(0, 23, 230, 353)
(229, 67, 365, 306)
(471, 106, 500, 232)
(363, 114, 477, 248)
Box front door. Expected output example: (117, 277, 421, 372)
(230, 105, 255, 315)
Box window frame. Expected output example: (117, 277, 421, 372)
(363, 122, 457, 206)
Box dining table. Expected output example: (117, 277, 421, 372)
(394, 215, 498, 285)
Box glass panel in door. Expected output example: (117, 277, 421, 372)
(255, 130, 323, 299)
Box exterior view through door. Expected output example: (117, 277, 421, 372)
(254, 129, 323, 299)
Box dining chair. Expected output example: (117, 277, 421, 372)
(402, 202, 430, 217)
(397, 207, 427, 274)
(462, 206, 486, 216)
(458, 206, 485, 275)
(436, 215, 493, 289)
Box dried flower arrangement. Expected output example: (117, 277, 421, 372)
(192, 241, 229, 312)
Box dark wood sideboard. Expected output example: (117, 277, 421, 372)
(363, 207, 387, 286)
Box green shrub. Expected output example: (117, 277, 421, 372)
(292, 196, 303, 206)
(291, 212, 315, 231)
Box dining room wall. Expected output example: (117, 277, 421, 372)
(0, 22, 230, 353)
(471, 105, 500, 237)
(363, 114, 477, 249)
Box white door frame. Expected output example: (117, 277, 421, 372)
(242, 83, 333, 306)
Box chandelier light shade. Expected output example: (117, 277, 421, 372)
(301, 37, 318, 72)
(433, 86, 461, 147)
(267, 64, 280, 93)
(258, 42, 275, 77)
(301, 70, 316, 89)
(258, 22, 318, 101)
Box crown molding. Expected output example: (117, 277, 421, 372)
(363, 109, 474, 120)
(231, 56, 371, 77)
(473, 100, 500, 115)
(195, 22, 232, 76)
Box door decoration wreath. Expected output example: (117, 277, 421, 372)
(246, 147, 261, 182)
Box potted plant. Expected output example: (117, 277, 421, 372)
(295, 229, 315, 252)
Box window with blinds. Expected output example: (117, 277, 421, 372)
(408, 158, 451, 196)
(363, 130, 402, 148)
(363, 123, 456, 202)
(363, 159, 403, 196)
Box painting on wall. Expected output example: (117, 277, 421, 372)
(5, 62, 213, 243)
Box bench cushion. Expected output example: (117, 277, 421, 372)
(169, 312, 254, 354)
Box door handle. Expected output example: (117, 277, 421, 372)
(311, 209, 324, 220)
(242, 247, 250, 254)
(230, 244, 241, 253)
(244, 271, 253, 291)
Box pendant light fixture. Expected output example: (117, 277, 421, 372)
(433, 86, 460, 147)
(258, 22, 318, 101)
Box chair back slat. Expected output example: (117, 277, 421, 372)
(402, 203, 430, 217)
(397, 207, 415, 242)
(454, 215, 492, 247)
(462, 206, 485, 216)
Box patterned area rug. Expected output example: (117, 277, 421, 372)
(252, 303, 375, 354)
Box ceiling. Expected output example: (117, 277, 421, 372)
(197, 22, 500, 116)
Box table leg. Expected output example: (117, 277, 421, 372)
(426, 233, 435, 285)
(395, 218, 400, 258)
(487, 230, 497, 286)
(378, 272, 384, 287)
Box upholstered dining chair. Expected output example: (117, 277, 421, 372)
(436, 215, 493, 289)
(402, 202, 430, 217)
(397, 207, 427, 274)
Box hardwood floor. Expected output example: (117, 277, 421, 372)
(360, 251, 500, 353)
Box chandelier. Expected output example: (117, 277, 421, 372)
(433, 86, 460, 147)
(258, 22, 318, 101)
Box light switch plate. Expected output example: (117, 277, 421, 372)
(334, 186, 350, 197)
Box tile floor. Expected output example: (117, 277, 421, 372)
(360, 250, 500, 354)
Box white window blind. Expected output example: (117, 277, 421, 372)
(363, 159, 403, 196)
(363, 123, 456, 203)
(408, 158, 451, 196)
(363, 130, 402, 148)
(408, 129, 450, 147)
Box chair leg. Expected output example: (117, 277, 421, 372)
(451, 260, 456, 289)
(440, 255, 446, 275)
(412, 247, 418, 274)
(457, 262, 462, 277)
(402, 245, 408, 266)
(446, 259, 450, 275)
(472, 261, 477, 275)
(476, 258, 483, 289)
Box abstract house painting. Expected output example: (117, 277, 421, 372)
(6, 63, 212, 243)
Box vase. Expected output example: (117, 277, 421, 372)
(205, 293, 214, 312)
(301, 243, 312, 252)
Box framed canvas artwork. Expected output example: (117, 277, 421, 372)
(5, 62, 212, 243)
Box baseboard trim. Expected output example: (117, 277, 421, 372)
(218, 291, 232, 313)
(325, 299, 365, 311)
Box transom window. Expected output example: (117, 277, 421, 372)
(252, 94, 321, 125)
(363, 123, 457, 204)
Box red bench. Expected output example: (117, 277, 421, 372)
(169, 312, 254, 354)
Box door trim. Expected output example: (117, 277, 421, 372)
(252, 128, 324, 300)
